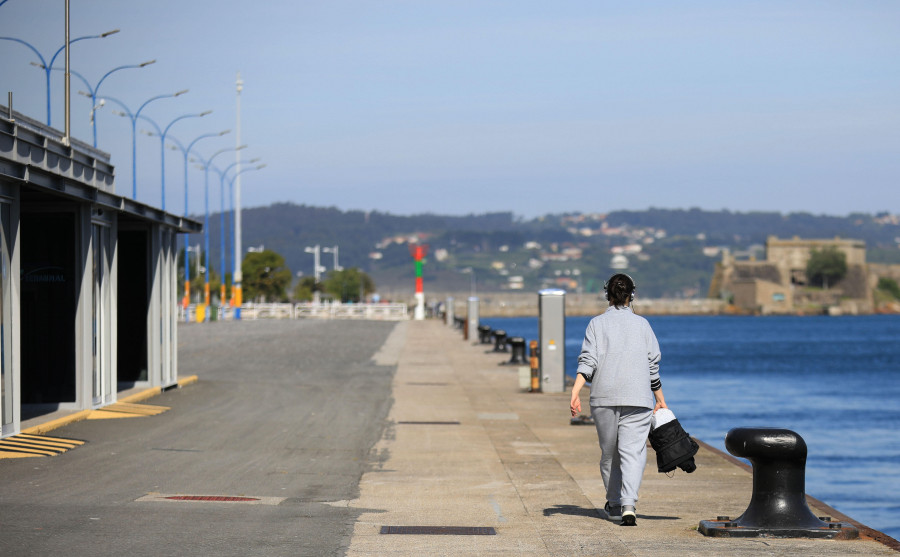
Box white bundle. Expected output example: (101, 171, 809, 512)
(651, 408, 676, 430)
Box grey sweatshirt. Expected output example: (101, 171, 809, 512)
(576, 306, 661, 409)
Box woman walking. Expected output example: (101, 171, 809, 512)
(569, 273, 666, 526)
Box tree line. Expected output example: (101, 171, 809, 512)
(177, 248, 375, 304)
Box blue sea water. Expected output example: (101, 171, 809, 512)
(481, 314, 900, 540)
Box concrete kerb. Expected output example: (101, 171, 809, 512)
(19, 375, 199, 436)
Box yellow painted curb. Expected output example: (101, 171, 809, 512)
(118, 387, 163, 404)
(22, 410, 92, 435)
(177, 375, 199, 388)
(19, 375, 199, 435)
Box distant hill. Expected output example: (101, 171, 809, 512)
(190, 204, 900, 298)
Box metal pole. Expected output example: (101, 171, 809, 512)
(183, 148, 191, 312)
(219, 176, 226, 310)
(313, 245, 321, 282)
(228, 177, 235, 305)
(233, 72, 243, 319)
(63, 0, 70, 146)
(203, 166, 210, 320)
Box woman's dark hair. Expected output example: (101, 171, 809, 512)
(605, 273, 635, 308)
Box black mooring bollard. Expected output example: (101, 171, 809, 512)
(491, 330, 508, 352)
(505, 337, 527, 365)
(478, 325, 493, 344)
(699, 428, 858, 539)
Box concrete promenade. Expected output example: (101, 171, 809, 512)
(1, 318, 896, 556)
(347, 319, 897, 556)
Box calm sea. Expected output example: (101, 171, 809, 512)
(480, 313, 900, 539)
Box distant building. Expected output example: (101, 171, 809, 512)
(506, 276, 525, 290)
(710, 235, 892, 314)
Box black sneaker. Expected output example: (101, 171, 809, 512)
(604, 502, 622, 520)
(621, 505, 636, 526)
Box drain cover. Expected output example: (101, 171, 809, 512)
(165, 495, 260, 502)
(380, 526, 496, 536)
(136, 493, 286, 505)
(397, 421, 461, 425)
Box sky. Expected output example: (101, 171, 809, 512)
(1, 1, 898, 218)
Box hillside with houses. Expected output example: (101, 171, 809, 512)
(189, 204, 900, 305)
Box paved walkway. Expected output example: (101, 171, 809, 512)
(347, 319, 897, 556)
(3, 318, 896, 556)
(0, 319, 398, 557)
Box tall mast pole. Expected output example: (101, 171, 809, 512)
(63, 0, 71, 146)
(233, 72, 244, 319)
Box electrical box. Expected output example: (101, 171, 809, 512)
(467, 296, 479, 341)
(538, 289, 566, 393)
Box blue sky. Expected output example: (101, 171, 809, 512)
(1, 1, 898, 218)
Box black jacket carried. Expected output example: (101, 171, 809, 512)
(648, 410, 699, 474)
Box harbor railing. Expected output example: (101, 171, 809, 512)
(179, 302, 409, 322)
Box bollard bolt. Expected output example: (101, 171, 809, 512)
(504, 337, 527, 365)
(477, 325, 493, 344)
(491, 330, 508, 352)
(699, 428, 859, 539)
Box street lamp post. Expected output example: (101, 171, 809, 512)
(227, 163, 265, 317)
(212, 158, 260, 308)
(322, 246, 341, 271)
(196, 145, 246, 321)
(167, 130, 230, 312)
(159, 110, 212, 211)
(0, 28, 119, 125)
(61, 61, 156, 147)
(101, 91, 189, 199)
(304, 245, 323, 304)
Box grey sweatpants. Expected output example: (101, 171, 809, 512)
(590, 405, 652, 507)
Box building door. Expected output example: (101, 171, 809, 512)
(117, 228, 149, 387)
(21, 211, 77, 408)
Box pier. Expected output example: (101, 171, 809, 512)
(1, 319, 896, 555)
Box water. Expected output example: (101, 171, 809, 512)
(481, 314, 900, 539)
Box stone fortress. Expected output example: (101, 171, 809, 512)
(710, 236, 900, 315)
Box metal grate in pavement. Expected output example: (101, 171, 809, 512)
(136, 493, 286, 505)
(380, 526, 496, 536)
(397, 421, 460, 425)
(165, 495, 260, 502)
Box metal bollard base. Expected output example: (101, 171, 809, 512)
(698, 518, 859, 540)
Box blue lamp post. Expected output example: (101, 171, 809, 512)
(167, 130, 230, 315)
(157, 111, 212, 212)
(195, 145, 246, 321)
(0, 28, 119, 125)
(100, 91, 189, 199)
(228, 163, 266, 319)
(60, 62, 156, 147)
(212, 158, 260, 310)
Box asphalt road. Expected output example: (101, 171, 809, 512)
(0, 319, 400, 557)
